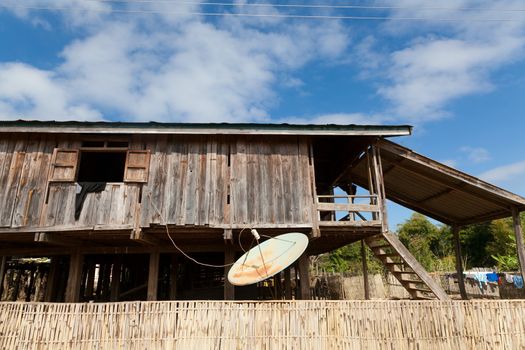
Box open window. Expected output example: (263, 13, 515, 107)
(48, 147, 150, 183)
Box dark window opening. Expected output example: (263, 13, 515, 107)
(107, 141, 129, 148)
(82, 141, 105, 148)
(77, 151, 126, 182)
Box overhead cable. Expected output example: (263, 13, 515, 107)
(84, 0, 525, 13)
(1, 4, 523, 21)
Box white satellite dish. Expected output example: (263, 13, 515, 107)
(228, 232, 309, 286)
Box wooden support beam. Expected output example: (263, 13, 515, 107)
(512, 207, 525, 285)
(44, 258, 59, 302)
(223, 229, 233, 241)
(361, 240, 370, 300)
(284, 268, 292, 300)
(0, 256, 6, 298)
(130, 228, 163, 246)
(224, 245, 235, 300)
(147, 252, 160, 301)
(65, 253, 83, 302)
(110, 255, 122, 302)
(34, 232, 81, 246)
(452, 226, 468, 300)
(169, 254, 178, 300)
(297, 254, 310, 300)
(84, 259, 96, 300)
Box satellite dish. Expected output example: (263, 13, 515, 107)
(228, 232, 309, 286)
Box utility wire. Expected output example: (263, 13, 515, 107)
(1, 4, 523, 21)
(84, 0, 525, 13)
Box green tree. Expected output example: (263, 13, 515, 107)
(316, 242, 383, 275)
(396, 213, 455, 271)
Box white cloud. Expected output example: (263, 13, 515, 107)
(358, 0, 525, 122)
(460, 146, 491, 163)
(479, 160, 525, 183)
(280, 113, 391, 125)
(0, 4, 351, 122)
(0, 63, 102, 121)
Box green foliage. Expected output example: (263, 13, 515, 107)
(316, 242, 383, 275)
(316, 212, 524, 275)
(396, 213, 454, 271)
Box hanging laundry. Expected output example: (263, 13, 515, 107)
(498, 276, 504, 286)
(465, 272, 488, 291)
(486, 272, 498, 283)
(505, 274, 514, 284)
(514, 276, 524, 289)
(75, 182, 107, 220)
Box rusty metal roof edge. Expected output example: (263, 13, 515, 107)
(0, 119, 412, 136)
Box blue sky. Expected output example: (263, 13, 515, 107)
(1, 1, 525, 229)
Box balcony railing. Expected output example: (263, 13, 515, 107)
(316, 195, 381, 227)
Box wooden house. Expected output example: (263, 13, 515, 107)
(0, 120, 524, 303)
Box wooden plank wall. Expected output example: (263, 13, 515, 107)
(0, 133, 315, 231)
(43, 183, 141, 227)
(1, 300, 525, 349)
(230, 136, 313, 226)
(139, 135, 231, 227)
(0, 134, 57, 228)
(140, 135, 314, 227)
(0, 134, 141, 229)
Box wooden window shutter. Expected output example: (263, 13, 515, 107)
(49, 148, 79, 182)
(124, 150, 151, 183)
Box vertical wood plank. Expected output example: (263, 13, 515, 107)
(512, 207, 525, 286)
(224, 245, 235, 300)
(284, 267, 292, 300)
(65, 253, 83, 302)
(110, 255, 122, 302)
(297, 254, 310, 300)
(270, 144, 285, 224)
(169, 254, 178, 300)
(453, 225, 468, 300)
(44, 257, 58, 302)
(0, 256, 6, 298)
(197, 137, 209, 225)
(281, 141, 294, 224)
(361, 240, 370, 300)
(0, 140, 27, 226)
(184, 138, 199, 225)
(147, 252, 160, 301)
(175, 137, 189, 225)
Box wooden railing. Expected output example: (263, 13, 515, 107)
(316, 195, 381, 226)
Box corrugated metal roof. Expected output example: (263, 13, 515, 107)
(349, 139, 525, 226)
(0, 120, 412, 137)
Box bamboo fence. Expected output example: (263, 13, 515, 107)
(1, 300, 524, 349)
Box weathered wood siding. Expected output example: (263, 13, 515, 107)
(139, 135, 230, 227)
(229, 136, 313, 226)
(43, 183, 141, 227)
(0, 134, 315, 230)
(0, 135, 56, 228)
(139, 135, 314, 227)
(0, 135, 141, 229)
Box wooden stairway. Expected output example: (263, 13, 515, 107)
(365, 232, 450, 300)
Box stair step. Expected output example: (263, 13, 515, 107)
(406, 286, 433, 293)
(390, 267, 416, 274)
(365, 231, 450, 301)
(370, 244, 391, 250)
(376, 253, 400, 258)
(413, 294, 435, 300)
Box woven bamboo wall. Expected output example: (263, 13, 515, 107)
(1, 300, 524, 349)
